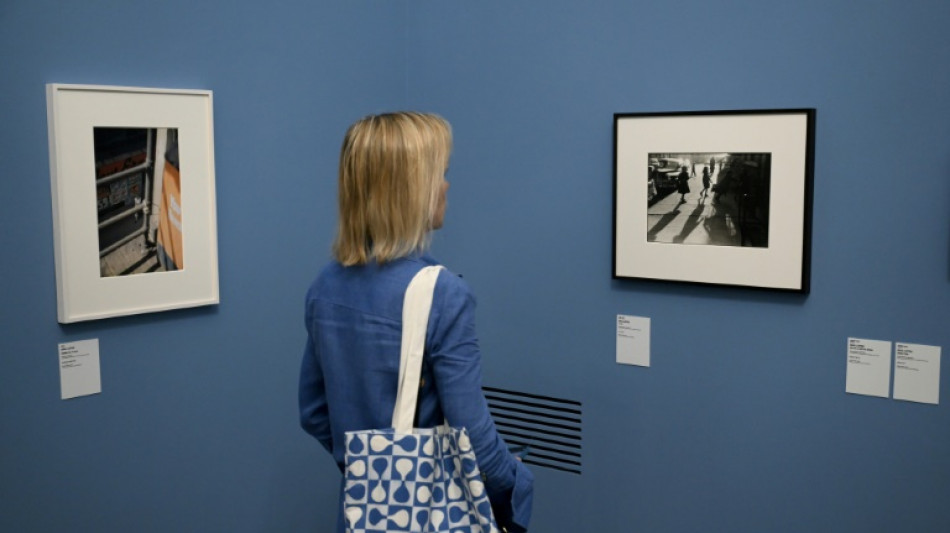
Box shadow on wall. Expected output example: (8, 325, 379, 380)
(609, 276, 809, 307)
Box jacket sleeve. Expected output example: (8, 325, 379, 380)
(427, 272, 534, 532)
(299, 297, 334, 456)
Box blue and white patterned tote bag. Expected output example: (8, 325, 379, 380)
(343, 266, 499, 533)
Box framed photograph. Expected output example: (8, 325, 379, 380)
(47, 84, 218, 323)
(613, 109, 815, 292)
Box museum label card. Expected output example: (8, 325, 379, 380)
(845, 337, 891, 398)
(893, 343, 940, 405)
(59, 339, 101, 400)
(617, 315, 650, 367)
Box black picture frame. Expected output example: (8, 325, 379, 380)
(613, 109, 815, 293)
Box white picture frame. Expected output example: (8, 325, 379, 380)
(613, 109, 815, 293)
(47, 84, 218, 323)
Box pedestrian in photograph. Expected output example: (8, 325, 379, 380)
(299, 112, 534, 533)
(701, 165, 711, 199)
(677, 165, 690, 203)
(712, 161, 733, 205)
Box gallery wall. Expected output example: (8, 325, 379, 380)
(2, 1, 949, 532)
(407, 2, 950, 532)
(0, 2, 407, 531)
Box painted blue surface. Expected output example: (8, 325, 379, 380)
(2, 1, 949, 531)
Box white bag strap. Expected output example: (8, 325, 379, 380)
(391, 265, 443, 433)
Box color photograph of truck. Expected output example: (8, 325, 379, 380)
(93, 127, 182, 277)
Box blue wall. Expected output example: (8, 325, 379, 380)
(2, 1, 949, 531)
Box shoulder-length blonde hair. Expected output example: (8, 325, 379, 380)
(332, 112, 452, 266)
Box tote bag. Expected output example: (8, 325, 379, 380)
(343, 266, 500, 533)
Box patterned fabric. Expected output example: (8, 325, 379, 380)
(343, 425, 499, 533)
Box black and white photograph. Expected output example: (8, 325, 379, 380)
(614, 109, 814, 292)
(647, 152, 771, 248)
(94, 127, 183, 277)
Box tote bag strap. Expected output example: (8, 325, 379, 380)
(391, 265, 444, 433)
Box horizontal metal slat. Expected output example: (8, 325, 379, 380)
(486, 386, 583, 475)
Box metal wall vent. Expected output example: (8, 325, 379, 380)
(483, 386, 582, 475)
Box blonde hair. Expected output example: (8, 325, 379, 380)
(332, 112, 452, 266)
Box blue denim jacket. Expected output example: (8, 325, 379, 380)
(299, 253, 533, 532)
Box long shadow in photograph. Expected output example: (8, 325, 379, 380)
(671, 203, 707, 244)
(647, 208, 682, 241)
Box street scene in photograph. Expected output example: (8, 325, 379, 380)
(647, 152, 771, 248)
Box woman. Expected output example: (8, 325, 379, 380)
(677, 165, 690, 203)
(299, 112, 533, 533)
